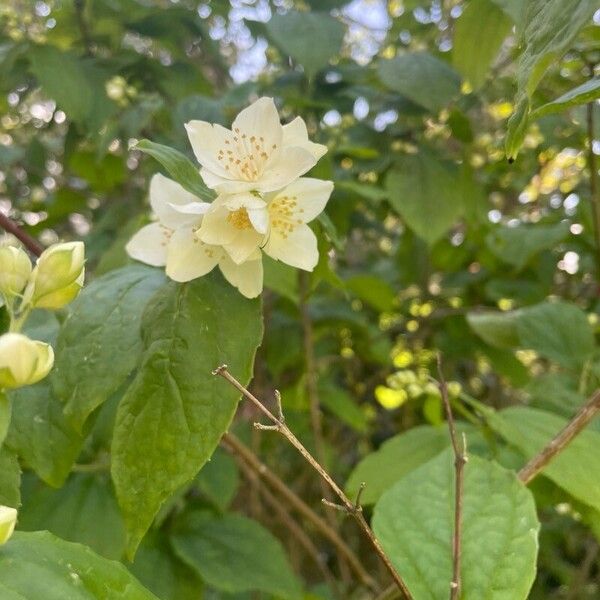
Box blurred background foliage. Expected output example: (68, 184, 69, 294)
(2, 0, 600, 598)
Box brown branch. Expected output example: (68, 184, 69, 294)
(215, 366, 413, 599)
(518, 389, 600, 485)
(298, 272, 351, 584)
(0, 211, 44, 256)
(221, 432, 377, 592)
(437, 354, 467, 600)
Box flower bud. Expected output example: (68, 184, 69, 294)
(0, 245, 32, 298)
(25, 241, 85, 309)
(0, 333, 54, 390)
(0, 505, 17, 545)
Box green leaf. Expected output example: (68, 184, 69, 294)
(345, 275, 396, 312)
(171, 512, 302, 599)
(386, 152, 463, 245)
(195, 447, 240, 512)
(346, 425, 456, 505)
(373, 451, 540, 600)
(135, 139, 215, 202)
(0, 531, 158, 599)
(0, 446, 20, 508)
(111, 275, 263, 557)
(0, 391, 10, 446)
(506, 0, 597, 159)
(6, 380, 85, 487)
(467, 310, 522, 349)
(485, 221, 570, 270)
(265, 11, 345, 78)
(485, 406, 600, 512)
(52, 265, 166, 431)
(378, 52, 461, 113)
(453, 0, 512, 90)
(531, 78, 600, 118)
(18, 473, 125, 559)
(516, 301, 594, 369)
(319, 383, 369, 433)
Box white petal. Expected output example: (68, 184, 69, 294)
(199, 169, 255, 193)
(185, 121, 233, 179)
(282, 117, 328, 160)
(231, 97, 282, 153)
(219, 255, 263, 298)
(150, 174, 201, 229)
(224, 228, 264, 265)
(274, 178, 333, 223)
(222, 193, 266, 211)
(248, 206, 269, 234)
(166, 228, 221, 282)
(126, 223, 168, 267)
(168, 201, 211, 217)
(264, 223, 318, 271)
(256, 147, 317, 193)
(197, 203, 238, 245)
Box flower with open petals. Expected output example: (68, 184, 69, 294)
(126, 174, 264, 298)
(185, 97, 326, 194)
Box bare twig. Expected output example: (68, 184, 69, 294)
(215, 366, 413, 599)
(221, 432, 377, 592)
(518, 389, 600, 485)
(0, 211, 44, 256)
(298, 272, 353, 582)
(437, 354, 467, 600)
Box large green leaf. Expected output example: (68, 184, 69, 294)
(467, 310, 522, 349)
(386, 152, 463, 244)
(265, 11, 345, 77)
(506, 0, 597, 159)
(135, 139, 215, 201)
(111, 275, 263, 557)
(516, 301, 595, 369)
(6, 380, 85, 488)
(18, 473, 125, 560)
(0, 391, 9, 446)
(373, 451, 539, 600)
(485, 406, 600, 513)
(0, 531, 158, 599)
(453, 0, 512, 90)
(0, 446, 20, 508)
(171, 512, 302, 599)
(52, 266, 166, 430)
(378, 52, 461, 113)
(195, 447, 239, 512)
(486, 221, 570, 270)
(531, 78, 600, 118)
(346, 425, 456, 505)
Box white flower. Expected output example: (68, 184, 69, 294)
(0, 333, 54, 390)
(185, 97, 327, 194)
(126, 174, 264, 298)
(0, 505, 17, 545)
(0, 245, 32, 300)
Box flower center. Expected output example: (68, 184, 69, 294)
(268, 195, 303, 239)
(227, 208, 252, 230)
(216, 130, 278, 182)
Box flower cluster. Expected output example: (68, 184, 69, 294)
(0, 242, 85, 390)
(127, 97, 333, 298)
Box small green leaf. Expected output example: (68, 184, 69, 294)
(0, 446, 20, 508)
(111, 275, 262, 557)
(19, 473, 126, 560)
(0, 531, 158, 599)
(378, 52, 461, 113)
(52, 265, 166, 431)
(195, 448, 240, 512)
(467, 310, 522, 349)
(531, 78, 600, 118)
(266, 11, 345, 78)
(386, 152, 463, 245)
(516, 301, 594, 369)
(373, 451, 540, 600)
(345, 275, 396, 312)
(171, 512, 302, 599)
(453, 0, 512, 90)
(135, 139, 215, 201)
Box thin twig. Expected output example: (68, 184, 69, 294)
(215, 366, 413, 600)
(221, 432, 377, 592)
(298, 272, 351, 584)
(586, 98, 600, 265)
(437, 354, 467, 600)
(0, 211, 44, 256)
(518, 389, 600, 484)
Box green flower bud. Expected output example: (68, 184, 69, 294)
(25, 241, 85, 309)
(0, 505, 17, 545)
(0, 245, 32, 298)
(0, 333, 54, 390)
